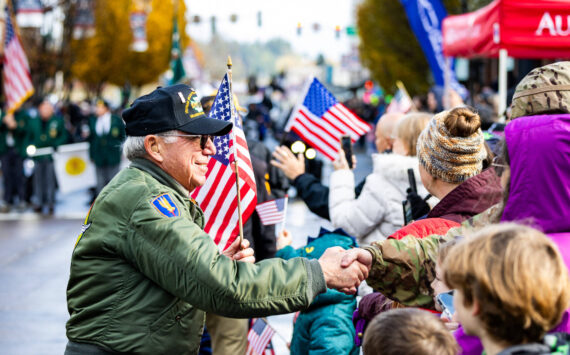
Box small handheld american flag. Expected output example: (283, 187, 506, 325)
(255, 197, 288, 226)
(191, 72, 257, 251)
(386, 81, 413, 114)
(246, 318, 275, 355)
(285, 77, 370, 161)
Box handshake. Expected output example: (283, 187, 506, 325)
(318, 247, 373, 295)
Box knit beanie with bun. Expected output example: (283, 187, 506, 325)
(416, 107, 486, 183)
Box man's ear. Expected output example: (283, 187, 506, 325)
(144, 135, 163, 162)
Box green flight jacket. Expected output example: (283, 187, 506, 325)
(27, 114, 67, 161)
(364, 205, 499, 308)
(0, 111, 29, 157)
(88, 114, 125, 167)
(66, 158, 326, 354)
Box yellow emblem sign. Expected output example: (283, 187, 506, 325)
(65, 156, 87, 176)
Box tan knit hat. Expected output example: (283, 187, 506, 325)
(417, 108, 486, 183)
(510, 61, 570, 119)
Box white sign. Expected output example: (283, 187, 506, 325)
(53, 142, 96, 194)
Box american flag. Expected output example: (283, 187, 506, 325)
(2, 6, 34, 114)
(386, 82, 413, 114)
(191, 73, 256, 251)
(246, 318, 275, 355)
(255, 197, 288, 225)
(285, 77, 370, 161)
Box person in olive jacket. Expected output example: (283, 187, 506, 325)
(0, 110, 29, 211)
(27, 99, 67, 214)
(87, 100, 126, 195)
(64, 85, 371, 355)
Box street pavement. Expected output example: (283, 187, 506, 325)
(0, 147, 372, 355)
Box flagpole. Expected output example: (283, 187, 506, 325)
(396, 80, 417, 111)
(280, 195, 288, 234)
(227, 56, 245, 247)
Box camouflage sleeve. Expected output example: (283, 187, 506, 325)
(362, 205, 500, 308)
(363, 234, 447, 308)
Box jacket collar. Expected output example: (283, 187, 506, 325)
(427, 168, 503, 223)
(129, 158, 190, 199)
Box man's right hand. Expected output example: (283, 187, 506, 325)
(318, 247, 371, 295)
(270, 146, 305, 180)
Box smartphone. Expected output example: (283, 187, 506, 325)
(341, 135, 353, 169)
(407, 168, 417, 194)
(402, 199, 413, 226)
(436, 291, 455, 319)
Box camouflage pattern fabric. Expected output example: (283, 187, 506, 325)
(364, 204, 501, 308)
(511, 61, 570, 119)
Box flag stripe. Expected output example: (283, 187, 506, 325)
(325, 108, 361, 136)
(291, 126, 336, 161)
(294, 112, 339, 153)
(330, 105, 369, 135)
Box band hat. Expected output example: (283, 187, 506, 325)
(122, 84, 233, 137)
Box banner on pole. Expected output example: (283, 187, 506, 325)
(53, 142, 96, 194)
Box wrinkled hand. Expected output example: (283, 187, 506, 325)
(332, 148, 356, 171)
(270, 146, 305, 180)
(319, 247, 370, 295)
(277, 229, 292, 250)
(222, 238, 255, 263)
(340, 248, 373, 270)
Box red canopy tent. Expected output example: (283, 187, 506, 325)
(441, 0, 570, 117)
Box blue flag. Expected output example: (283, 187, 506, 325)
(399, 0, 466, 97)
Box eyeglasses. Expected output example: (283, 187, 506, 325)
(491, 156, 507, 177)
(162, 134, 213, 149)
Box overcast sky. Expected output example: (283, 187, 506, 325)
(185, 0, 359, 62)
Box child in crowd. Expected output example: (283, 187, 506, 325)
(444, 224, 570, 355)
(276, 228, 359, 355)
(362, 308, 458, 355)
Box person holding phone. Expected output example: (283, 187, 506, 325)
(271, 112, 404, 220)
(329, 112, 433, 246)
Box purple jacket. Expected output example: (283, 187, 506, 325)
(457, 114, 570, 355)
(501, 114, 570, 266)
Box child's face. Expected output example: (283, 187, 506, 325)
(431, 261, 451, 311)
(453, 289, 478, 336)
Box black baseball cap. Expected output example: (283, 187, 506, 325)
(122, 84, 233, 137)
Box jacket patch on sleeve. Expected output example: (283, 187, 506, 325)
(151, 193, 180, 218)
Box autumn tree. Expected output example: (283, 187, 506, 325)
(70, 0, 188, 96)
(357, 0, 492, 96)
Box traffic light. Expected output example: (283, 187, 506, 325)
(257, 11, 262, 27)
(297, 22, 302, 36)
(335, 25, 341, 39)
(229, 14, 238, 23)
(192, 15, 201, 24)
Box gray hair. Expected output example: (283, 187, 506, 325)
(123, 130, 178, 161)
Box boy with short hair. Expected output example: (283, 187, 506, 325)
(444, 223, 570, 355)
(362, 308, 458, 355)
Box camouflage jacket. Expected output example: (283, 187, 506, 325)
(364, 205, 500, 308)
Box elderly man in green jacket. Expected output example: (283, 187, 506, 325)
(65, 84, 370, 355)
